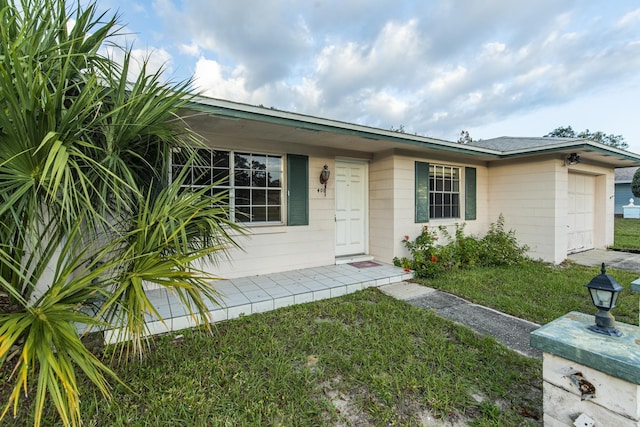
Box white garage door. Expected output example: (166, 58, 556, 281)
(567, 173, 595, 253)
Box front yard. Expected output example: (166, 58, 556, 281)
(7, 287, 543, 426)
(6, 221, 640, 426)
(11, 259, 640, 426)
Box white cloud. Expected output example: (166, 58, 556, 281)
(428, 66, 467, 92)
(365, 91, 408, 122)
(106, 0, 640, 151)
(178, 42, 200, 57)
(192, 57, 249, 101)
(617, 8, 640, 28)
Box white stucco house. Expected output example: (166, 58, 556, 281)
(177, 97, 640, 278)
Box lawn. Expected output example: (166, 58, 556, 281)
(612, 217, 640, 251)
(415, 261, 640, 326)
(7, 254, 640, 426)
(7, 289, 542, 427)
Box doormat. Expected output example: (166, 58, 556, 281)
(348, 261, 381, 268)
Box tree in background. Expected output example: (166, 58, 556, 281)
(632, 169, 640, 199)
(544, 125, 628, 150)
(457, 130, 473, 144)
(0, 0, 242, 425)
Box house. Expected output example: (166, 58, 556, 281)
(178, 97, 640, 277)
(614, 167, 639, 215)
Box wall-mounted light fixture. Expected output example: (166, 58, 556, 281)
(319, 164, 330, 196)
(566, 153, 581, 165)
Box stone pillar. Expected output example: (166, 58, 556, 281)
(632, 279, 640, 326)
(530, 311, 640, 426)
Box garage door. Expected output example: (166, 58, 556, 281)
(567, 173, 595, 253)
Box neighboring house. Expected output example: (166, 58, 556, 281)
(177, 97, 640, 277)
(614, 167, 639, 215)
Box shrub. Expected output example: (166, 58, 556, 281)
(394, 215, 529, 278)
(477, 214, 529, 266)
(393, 226, 444, 278)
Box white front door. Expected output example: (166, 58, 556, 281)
(567, 173, 595, 253)
(335, 160, 367, 257)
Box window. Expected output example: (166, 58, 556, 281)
(416, 162, 476, 222)
(429, 164, 460, 219)
(172, 148, 283, 224)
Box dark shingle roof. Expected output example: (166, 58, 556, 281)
(615, 167, 639, 182)
(468, 136, 582, 152)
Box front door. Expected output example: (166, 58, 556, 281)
(335, 160, 367, 257)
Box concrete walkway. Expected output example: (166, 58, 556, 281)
(381, 249, 640, 359)
(567, 249, 640, 273)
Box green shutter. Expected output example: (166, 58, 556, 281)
(465, 167, 477, 220)
(287, 154, 309, 226)
(415, 161, 429, 223)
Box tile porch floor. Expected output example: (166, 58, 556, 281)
(104, 261, 413, 343)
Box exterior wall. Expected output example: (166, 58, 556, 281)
(369, 152, 396, 263)
(488, 158, 614, 264)
(487, 158, 560, 263)
(369, 154, 490, 264)
(200, 152, 340, 279)
(186, 123, 618, 276)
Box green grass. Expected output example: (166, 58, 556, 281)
(612, 217, 640, 251)
(7, 289, 542, 426)
(13, 247, 640, 426)
(416, 261, 640, 326)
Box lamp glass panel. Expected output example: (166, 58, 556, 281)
(590, 288, 613, 309)
(611, 291, 620, 309)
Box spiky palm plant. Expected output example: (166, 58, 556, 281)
(0, 0, 242, 425)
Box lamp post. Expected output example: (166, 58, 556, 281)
(584, 263, 624, 337)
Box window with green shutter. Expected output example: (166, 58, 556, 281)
(416, 162, 470, 222)
(465, 167, 477, 220)
(287, 154, 309, 226)
(415, 161, 429, 222)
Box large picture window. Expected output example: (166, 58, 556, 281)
(172, 148, 283, 224)
(429, 164, 460, 219)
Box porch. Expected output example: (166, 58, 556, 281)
(105, 261, 412, 343)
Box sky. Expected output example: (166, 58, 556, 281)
(95, 0, 640, 152)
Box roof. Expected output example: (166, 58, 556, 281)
(615, 166, 639, 183)
(468, 136, 640, 166)
(469, 136, 583, 151)
(186, 97, 640, 167)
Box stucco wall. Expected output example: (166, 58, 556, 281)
(488, 158, 614, 264)
(199, 155, 338, 279)
(368, 154, 490, 264)
(488, 159, 561, 263)
(369, 152, 396, 262)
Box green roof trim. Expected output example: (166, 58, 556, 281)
(185, 98, 640, 164)
(185, 99, 502, 158)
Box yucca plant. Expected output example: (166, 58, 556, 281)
(0, 0, 242, 425)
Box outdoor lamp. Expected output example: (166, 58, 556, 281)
(319, 164, 330, 196)
(566, 153, 581, 165)
(584, 263, 624, 337)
